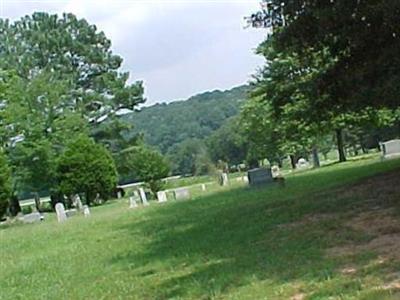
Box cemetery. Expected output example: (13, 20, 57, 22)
(1, 1, 400, 299)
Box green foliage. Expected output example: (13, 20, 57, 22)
(124, 146, 170, 195)
(0, 151, 11, 218)
(167, 139, 214, 176)
(56, 135, 117, 204)
(123, 86, 249, 154)
(206, 117, 248, 165)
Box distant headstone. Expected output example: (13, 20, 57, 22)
(139, 188, 149, 206)
(74, 194, 83, 211)
(174, 188, 191, 200)
(22, 212, 42, 223)
(65, 209, 77, 218)
(201, 184, 206, 191)
(297, 158, 309, 169)
(82, 205, 91, 217)
(129, 196, 138, 209)
(382, 139, 400, 159)
(247, 168, 273, 186)
(222, 173, 229, 186)
(271, 165, 281, 178)
(157, 191, 168, 203)
(55, 203, 67, 223)
(117, 191, 122, 199)
(243, 175, 249, 183)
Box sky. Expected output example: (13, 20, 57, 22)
(0, 0, 266, 105)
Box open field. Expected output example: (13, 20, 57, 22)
(1, 157, 400, 299)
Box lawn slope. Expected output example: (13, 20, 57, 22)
(1, 158, 400, 300)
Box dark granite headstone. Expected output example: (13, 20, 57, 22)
(247, 168, 273, 186)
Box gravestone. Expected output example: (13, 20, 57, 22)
(129, 196, 138, 209)
(271, 165, 281, 178)
(382, 139, 400, 159)
(174, 188, 191, 200)
(74, 195, 83, 211)
(117, 191, 122, 199)
(222, 173, 229, 186)
(297, 158, 309, 169)
(65, 209, 77, 218)
(22, 212, 42, 223)
(82, 205, 91, 217)
(157, 191, 168, 203)
(243, 175, 249, 183)
(55, 203, 67, 223)
(139, 188, 149, 206)
(247, 168, 273, 186)
(201, 184, 206, 191)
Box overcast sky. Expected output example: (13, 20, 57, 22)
(0, 0, 266, 105)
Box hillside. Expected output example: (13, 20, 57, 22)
(123, 85, 250, 153)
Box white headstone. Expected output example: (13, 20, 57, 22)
(297, 158, 309, 169)
(382, 139, 400, 159)
(129, 196, 138, 209)
(157, 191, 168, 203)
(55, 203, 67, 223)
(221, 173, 229, 186)
(82, 205, 90, 217)
(201, 184, 206, 191)
(139, 188, 149, 206)
(74, 195, 83, 211)
(117, 191, 122, 199)
(271, 165, 281, 178)
(243, 175, 249, 183)
(174, 188, 191, 200)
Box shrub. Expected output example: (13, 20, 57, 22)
(56, 135, 118, 205)
(0, 152, 11, 219)
(125, 146, 170, 196)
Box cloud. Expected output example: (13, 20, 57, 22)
(1, 0, 266, 104)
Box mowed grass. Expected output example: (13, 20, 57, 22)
(1, 158, 400, 299)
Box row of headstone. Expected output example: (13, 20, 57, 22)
(55, 198, 91, 223)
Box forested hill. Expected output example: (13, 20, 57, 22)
(123, 85, 250, 153)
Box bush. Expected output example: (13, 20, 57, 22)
(125, 146, 170, 196)
(56, 135, 118, 205)
(0, 152, 11, 219)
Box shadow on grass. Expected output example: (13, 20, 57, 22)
(111, 160, 400, 299)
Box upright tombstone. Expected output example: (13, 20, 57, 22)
(55, 203, 67, 223)
(296, 158, 309, 169)
(174, 188, 191, 200)
(222, 173, 229, 186)
(201, 184, 206, 191)
(139, 188, 149, 206)
(243, 175, 249, 183)
(271, 165, 281, 178)
(247, 168, 273, 186)
(117, 191, 122, 199)
(129, 196, 138, 209)
(157, 191, 168, 203)
(382, 139, 400, 159)
(74, 194, 83, 211)
(82, 205, 91, 217)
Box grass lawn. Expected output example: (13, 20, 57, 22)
(1, 157, 400, 299)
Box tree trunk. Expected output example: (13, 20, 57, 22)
(336, 129, 347, 162)
(312, 146, 320, 168)
(289, 155, 297, 169)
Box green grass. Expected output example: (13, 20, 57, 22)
(1, 157, 400, 299)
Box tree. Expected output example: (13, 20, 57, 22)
(0, 152, 11, 219)
(56, 135, 117, 205)
(167, 139, 214, 176)
(124, 146, 170, 196)
(206, 117, 248, 166)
